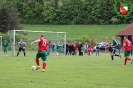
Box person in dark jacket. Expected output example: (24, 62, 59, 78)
(78, 42, 83, 56)
(66, 42, 69, 55)
(68, 43, 74, 55)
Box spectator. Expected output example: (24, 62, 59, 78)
(95, 43, 100, 56)
(78, 42, 83, 56)
(47, 41, 51, 55)
(51, 41, 56, 55)
(68, 43, 74, 55)
(83, 42, 88, 55)
(72, 42, 77, 55)
(66, 42, 69, 55)
(87, 45, 92, 55)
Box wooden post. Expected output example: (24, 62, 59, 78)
(105, 37, 109, 53)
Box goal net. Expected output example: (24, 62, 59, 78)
(8, 30, 66, 56)
(0, 36, 2, 53)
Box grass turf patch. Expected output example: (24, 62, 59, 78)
(0, 51, 132, 88)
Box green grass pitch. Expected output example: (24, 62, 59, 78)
(0, 51, 133, 88)
(23, 24, 128, 41)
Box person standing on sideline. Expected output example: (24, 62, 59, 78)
(78, 42, 83, 56)
(68, 43, 73, 55)
(87, 45, 92, 55)
(2, 40, 8, 56)
(14, 39, 26, 56)
(47, 41, 50, 55)
(30, 34, 49, 72)
(95, 43, 100, 56)
(83, 42, 88, 55)
(73, 42, 77, 55)
(51, 41, 56, 55)
(66, 42, 69, 55)
(121, 36, 133, 65)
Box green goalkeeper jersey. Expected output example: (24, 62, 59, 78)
(111, 40, 117, 49)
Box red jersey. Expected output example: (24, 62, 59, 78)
(87, 46, 92, 51)
(43, 39, 49, 50)
(73, 43, 77, 50)
(38, 37, 49, 51)
(123, 39, 132, 51)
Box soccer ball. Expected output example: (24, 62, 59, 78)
(31, 66, 37, 70)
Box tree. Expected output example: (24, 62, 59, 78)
(0, 2, 9, 33)
(8, 7, 22, 30)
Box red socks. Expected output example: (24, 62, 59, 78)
(35, 59, 40, 66)
(124, 57, 131, 65)
(36, 59, 46, 69)
(43, 62, 47, 69)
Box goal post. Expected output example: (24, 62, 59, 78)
(0, 36, 2, 53)
(8, 30, 66, 56)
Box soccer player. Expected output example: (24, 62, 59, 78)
(121, 36, 133, 65)
(2, 40, 8, 56)
(110, 36, 121, 61)
(30, 34, 49, 72)
(15, 39, 26, 56)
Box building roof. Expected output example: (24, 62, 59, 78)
(115, 23, 133, 36)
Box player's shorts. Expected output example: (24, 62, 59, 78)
(18, 47, 25, 52)
(36, 50, 47, 61)
(3, 47, 8, 52)
(111, 49, 116, 54)
(124, 51, 130, 57)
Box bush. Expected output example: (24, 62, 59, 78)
(0, 32, 9, 41)
(80, 35, 90, 43)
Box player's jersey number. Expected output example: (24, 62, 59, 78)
(42, 39, 47, 46)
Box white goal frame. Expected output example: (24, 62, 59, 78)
(0, 36, 2, 53)
(8, 30, 66, 56)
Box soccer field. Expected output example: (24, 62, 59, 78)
(0, 51, 133, 88)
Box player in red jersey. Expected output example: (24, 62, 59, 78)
(121, 36, 133, 66)
(30, 34, 49, 72)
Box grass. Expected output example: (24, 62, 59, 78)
(1, 24, 132, 88)
(23, 24, 128, 41)
(0, 51, 133, 88)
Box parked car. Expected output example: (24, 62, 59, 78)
(93, 42, 109, 51)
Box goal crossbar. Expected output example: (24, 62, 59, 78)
(12, 30, 66, 34)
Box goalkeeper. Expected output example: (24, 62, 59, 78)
(15, 39, 26, 56)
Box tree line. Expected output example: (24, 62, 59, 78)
(0, 0, 133, 26)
